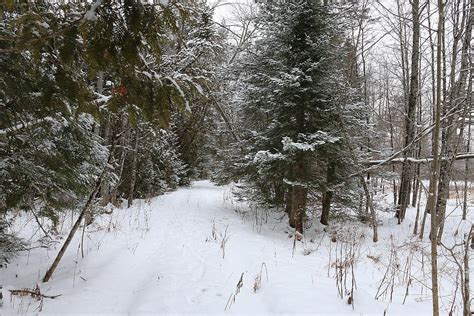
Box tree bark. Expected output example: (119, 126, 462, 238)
(412, 80, 423, 208)
(320, 190, 332, 226)
(413, 180, 423, 235)
(436, 0, 473, 241)
(462, 8, 473, 220)
(359, 175, 378, 242)
(462, 226, 472, 316)
(285, 188, 293, 216)
(273, 179, 285, 205)
(426, 1, 444, 313)
(397, 0, 420, 223)
(388, 106, 398, 206)
(127, 130, 139, 208)
(462, 96, 472, 220)
(290, 184, 307, 235)
(289, 156, 307, 234)
(320, 162, 335, 226)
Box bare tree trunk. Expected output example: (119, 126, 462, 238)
(462, 43, 473, 220)
(320, 190, 332, 226)
(290, 184, 307, 235)
(397, 0, 420, 223)
(360, 175, 378, 242)
(273, 179, 285, 205)
(421, 0, 438, 238)
(413, 179, 423, 235)
(289, 155, 307, 234)
(437, 0, 473, 241)
(426, 1, 444, 313)
(285, 188, 293, 216)
(388, 106, 398, 205)
(411, 167, 420, 207)
(419, 206, 428, 239)
(43, 141, 115, 283)
(462, 226, 472, 316)
(462, 116, 471, 220)
(320, 162, 335, 226)
(396, 0, 410, 107)
(412, 70, 423, 208)
(127, 130, 139, 208)
(289, 74, 308, 235)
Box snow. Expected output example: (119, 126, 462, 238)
(83, 0, 102, 22)
(165, 76, 191, 112)
(282, 132, 340, 152)
(0, 117, 55, 136)
(94, 92, 112, 105)
(1, 181, 472, 314)
(253, 150, 285, 163)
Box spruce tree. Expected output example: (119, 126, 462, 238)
(222, 1, 369, 233)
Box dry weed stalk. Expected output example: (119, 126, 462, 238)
(375, 237, 430, 305)
(331, 229, 363, 309)
(253, 262, 269, 293)
(220, 225, 230, 259)
(205, 223, 230, 258)
(225, 273, 244, 310)
(439, 225, 473, 316)
(375, 237, 399, 302)
(205, 222, 217, 242)
(367, 254, 381, 263)
(291, 230, 304, 257)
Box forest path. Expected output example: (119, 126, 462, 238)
(1, 181, 435, 315)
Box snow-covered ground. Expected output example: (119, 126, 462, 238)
(1, 181, 472, 315)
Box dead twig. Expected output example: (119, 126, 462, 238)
(9, 288, 61, 300)
(253, 262, 269, 293)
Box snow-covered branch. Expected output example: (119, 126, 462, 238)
(366, 152, 474, 165)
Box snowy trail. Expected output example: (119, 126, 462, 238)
(1, 181, 437, 315)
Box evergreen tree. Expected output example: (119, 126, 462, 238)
(0, 3, 108, 225)
(0, 0, 221, 257)
(220, 1, 369, 233)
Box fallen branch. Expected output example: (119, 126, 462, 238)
(9, 285, 61, 300)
